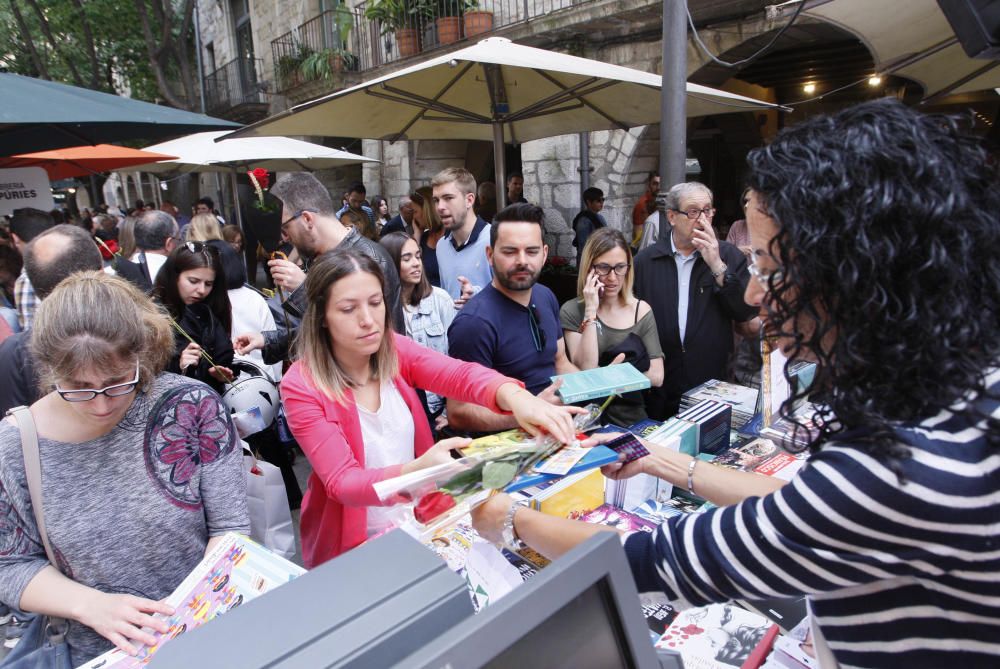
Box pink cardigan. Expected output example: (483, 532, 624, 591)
(281, 333, 518, 567)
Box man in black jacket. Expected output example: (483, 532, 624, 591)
(0, 225, 103, 415)
(233, 172, 403, 365)
(633, 182, 756, 419)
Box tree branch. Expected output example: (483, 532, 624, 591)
(69, 0, 102, 89)
(8, 0, 48, 79)
(24, 0, 84, 87)
(132, 0, 190, 109)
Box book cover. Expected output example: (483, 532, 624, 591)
(644, 417, 699, 456)
(501, 548, 541, 582)
(529, 468, 605, 518)
(640, 592, 679, 636)
(754, 452, 806, 481)
(504, 445, 618, 493)
(574, 503, 657, 533)
(79, 533, 305, 669)
(677, 400, 733, 455)
(551, 362, 651, 404)
(628, 418, 664, 438)
(656, 603, 775, 669)
(710, 438, 779, 472)
(633, 495, 707, 524)
(425, 520, 480, 575)
(682, 379, 759, 427)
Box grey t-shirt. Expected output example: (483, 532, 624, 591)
(559, 298, 664, 427)
(0, 373, 250, 663)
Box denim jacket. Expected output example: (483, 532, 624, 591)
(404, 287, 456, 412)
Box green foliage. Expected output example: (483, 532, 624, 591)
(0, 0, 167, 102)
(299, 48, 359, 81)
(364, 0, 433, 34)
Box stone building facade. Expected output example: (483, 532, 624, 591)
(188, 0, 780, 258)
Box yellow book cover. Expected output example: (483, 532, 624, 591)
(533, 469, 605, 518)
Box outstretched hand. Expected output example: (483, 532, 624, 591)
(79, 591, 175, 656)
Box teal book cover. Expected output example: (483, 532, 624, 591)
(552, 363, 651, 404)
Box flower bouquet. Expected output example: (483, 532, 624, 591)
(373, 403, 608, 540)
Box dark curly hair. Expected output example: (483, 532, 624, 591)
(746, 98, 1000, 464)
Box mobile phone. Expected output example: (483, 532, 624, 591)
(605, 433, 650, 464)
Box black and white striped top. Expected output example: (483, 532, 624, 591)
(624, 370, 1000, 669)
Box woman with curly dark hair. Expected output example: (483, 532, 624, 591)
(473, 98, 1000, 668)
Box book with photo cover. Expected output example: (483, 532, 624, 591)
(574, 503, 658, 534)
(656, 603, 776, 669)
(710, 438, 779, 472)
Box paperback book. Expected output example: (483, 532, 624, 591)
(78, 533, 305, 669)
(710, 438, 779, 472)
(656, 603, 776, 669)
(574, 504, 658, 534)
(680, 379, 759, 430)
(552, 362, 650, 404)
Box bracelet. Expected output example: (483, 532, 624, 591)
(687, 457, 698, 496)
(578, 317, 596, 334)
(711, 262, 728, 278)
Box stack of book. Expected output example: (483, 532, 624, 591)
(676, 399, 732, 455)
(681, 379, 759, 430)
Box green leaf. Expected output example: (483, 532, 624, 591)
(482, 460, 518, 489)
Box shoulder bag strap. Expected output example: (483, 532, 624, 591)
(9, 406, 59, 567)
(634, 299, 641, 324)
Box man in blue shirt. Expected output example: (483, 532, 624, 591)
(432, 167, 493, 306)
(336, 181, 378, 240)
(447, 203, 578, 434)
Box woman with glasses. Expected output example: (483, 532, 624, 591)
(560, 228, 663, 427)
(0, 272, 248, 664)
(280, 248, 582, 568)
(380, 232, 457, 429)
(153, 242, 235, 395)
(409, 186, 443, 287)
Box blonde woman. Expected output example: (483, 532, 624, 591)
(183, 212, 224, 242)
(560, 228, 663, 426)
(0, 272, 248, 664)
(280, 248, 581, 567)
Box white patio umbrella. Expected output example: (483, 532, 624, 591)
(804, 0, 1000, 100)
(125, 130, 379, 236)
(222, 37, 783, 206)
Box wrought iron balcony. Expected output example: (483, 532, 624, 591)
(271, 0, 595, 94)
(204, 57, 269, 122)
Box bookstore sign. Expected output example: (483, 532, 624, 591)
(0, 167, 54, 216)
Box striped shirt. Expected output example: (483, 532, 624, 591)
(624, 368, 1000, 669)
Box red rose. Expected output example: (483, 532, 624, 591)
(97, 238, 118, 260)
(413, 490, 456, 524)
(250, 168, 269, 190)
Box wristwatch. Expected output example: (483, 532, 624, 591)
(501, 502, 527, 550)
(711, 262, 728, 278)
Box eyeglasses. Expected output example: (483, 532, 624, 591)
(280, 209, 316, 233)
(672, 207, 715, 220)
(527, 304, 548, 353)
(592, 262, 629, 277)
(55, 360, 141, 402)
(748, 260, 784, 286)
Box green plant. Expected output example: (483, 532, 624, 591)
(365, 0, 432, 34)
(300, 47, 359, 81)
(277, 42, 314, 87)
(328, 0, 354, 48)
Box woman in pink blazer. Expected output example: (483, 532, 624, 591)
(281, 248, 580, 567)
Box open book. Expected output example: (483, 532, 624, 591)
(77, 533, 305, 669)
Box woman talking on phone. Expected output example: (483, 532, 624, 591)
(560, 228, 663, 427)
(280, 248, 582, 568)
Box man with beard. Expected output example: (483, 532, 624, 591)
(234, 172, 403, 364)
(446, 203, 578, 433)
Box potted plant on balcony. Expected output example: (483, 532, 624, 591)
(463, 0, 494, 38)
(434, 0, 463, 45)
(300, 47, 359, 81)
(276, 42, 313, 90)
(365, 0, 429, 58)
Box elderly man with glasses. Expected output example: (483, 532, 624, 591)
(633, 181, 757, 418)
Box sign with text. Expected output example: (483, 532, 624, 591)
(0, 167, 53, 216)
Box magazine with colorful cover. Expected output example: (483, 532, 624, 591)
(656, 603, 775, 669)
(573, 503, 658, 534)
(77, 533, 305, 669)
(710, 438, 779, 472)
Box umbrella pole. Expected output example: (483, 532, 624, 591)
(493, 122, 506, 210)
